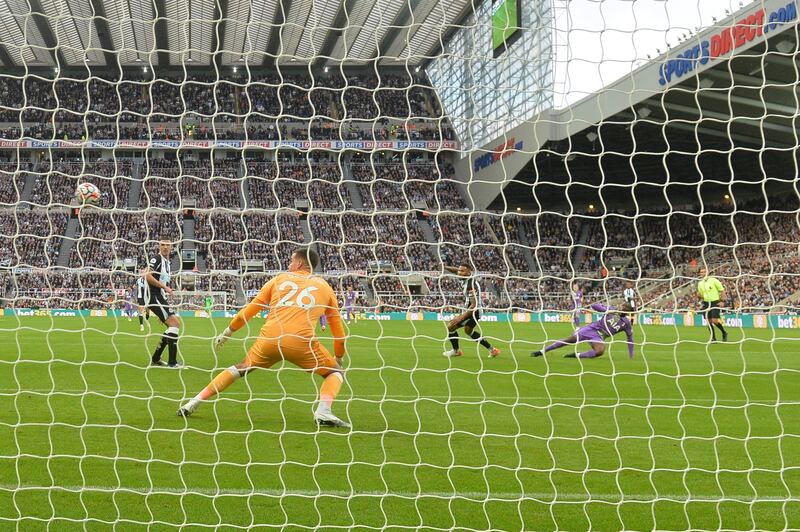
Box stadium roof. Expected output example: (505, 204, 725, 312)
(467, 0, 800, 212)
(0, 0, 472, 68)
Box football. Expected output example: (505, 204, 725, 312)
(75, 182, 100, 204)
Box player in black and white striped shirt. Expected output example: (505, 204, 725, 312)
(442, 263, 500, 358)
(135, 273, 150, 331)
(145, 240, 182, 368)
(623, 281, 637, 311)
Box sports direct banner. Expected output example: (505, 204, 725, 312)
(0, 139, 459, 151)
(4, 309, 799, 329)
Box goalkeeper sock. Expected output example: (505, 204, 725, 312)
(448, 331, 460, 350)
(317, 372, 344, 415)
(469, 331, 492, 350)
(196, 366, 242, 402)
(165, 327, 179, 365)
(544, 340, 569, 353)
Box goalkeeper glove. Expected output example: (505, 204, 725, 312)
(214, 327, 233, 349)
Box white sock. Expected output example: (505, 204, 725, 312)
(186, 397, 201, 411)
(316, 402, 332, 416)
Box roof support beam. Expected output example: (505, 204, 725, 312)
(372, 1, 417, 62)
(703, 68, 765, 87)
(213, 0, 229, 71)
(87, 0, 118, 69)
(312, 0, 359, 69)
(623, 109, 776, 148)
(663, 120, 786, 148)
(154, 0, 171, 67)
(660, 100, 797, 137)
(27, 0, 67, 68)
(419, 2, 474, 69)
(703, 68, 798, 93)
(763, 53, 797, 70)
(696, 89, 799, 116)
(263, 0, 293, 66)
(0, 45, 15, 67)
(391, 1, 438, 62)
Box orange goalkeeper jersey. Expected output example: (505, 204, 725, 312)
(228, 270, 346, 356)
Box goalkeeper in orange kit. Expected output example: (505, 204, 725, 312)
(178, 247, 351, 428)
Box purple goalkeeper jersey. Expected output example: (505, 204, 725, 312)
(585, 303, 635, 358)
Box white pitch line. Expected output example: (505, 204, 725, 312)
(0, 388, 792, 404)
(0, 483, 793, 503)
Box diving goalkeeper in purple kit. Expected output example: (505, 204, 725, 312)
(531, 302, 636, 359)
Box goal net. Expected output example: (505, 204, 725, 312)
(1, 0, 799, 529)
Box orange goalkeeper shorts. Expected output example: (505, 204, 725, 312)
(243, 339, 340, 375)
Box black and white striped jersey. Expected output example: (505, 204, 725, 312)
(147, 253, 172, 299)
(463, 276, 482, 312)
(623, 287, 636, 307)
(136, 276, 147, 300)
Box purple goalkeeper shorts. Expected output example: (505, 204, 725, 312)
(576, 326, 604, 344)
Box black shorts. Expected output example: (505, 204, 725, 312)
(148, 292, 175, 323)
(455, 309, 481, 328)
(136, 296, 146, 307)
(703, 301, 721, 320)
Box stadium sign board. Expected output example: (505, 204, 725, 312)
(5, 308, 798, 329)
(0, 139, 458, 151)
(658, 0, 798, 86)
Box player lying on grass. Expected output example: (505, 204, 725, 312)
(178, 247, 351, 428)
(442, 263, 500, 358)
(531, 302, 635, 359)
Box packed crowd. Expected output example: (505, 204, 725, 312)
(352, 160, 466, 211)
(8, 270, 132, 310)
(0, 161, 35, 205)
(194, 211, 304, 271)
(3, 148, 799, 313)
(646, 205, 800, 312)
(25, 159, 135, 209)
(139, 158, 243, 209)
(0, 210, 68, 268)
(0, 73, 455, 142)
(68, 211, 183, 269)
(244, 160, 355, 211)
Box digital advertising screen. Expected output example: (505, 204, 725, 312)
(492, 0, 522, 57)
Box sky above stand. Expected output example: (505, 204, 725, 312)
(552, 0, 746, 107)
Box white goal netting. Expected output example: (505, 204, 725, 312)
(1, 0, 799, 529)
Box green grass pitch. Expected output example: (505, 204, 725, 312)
(1, 316, 799, 530)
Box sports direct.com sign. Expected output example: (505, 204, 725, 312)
(472, 137, 524, 173)
(658, 0, 797, 86)
(0, 139, 459, 151)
